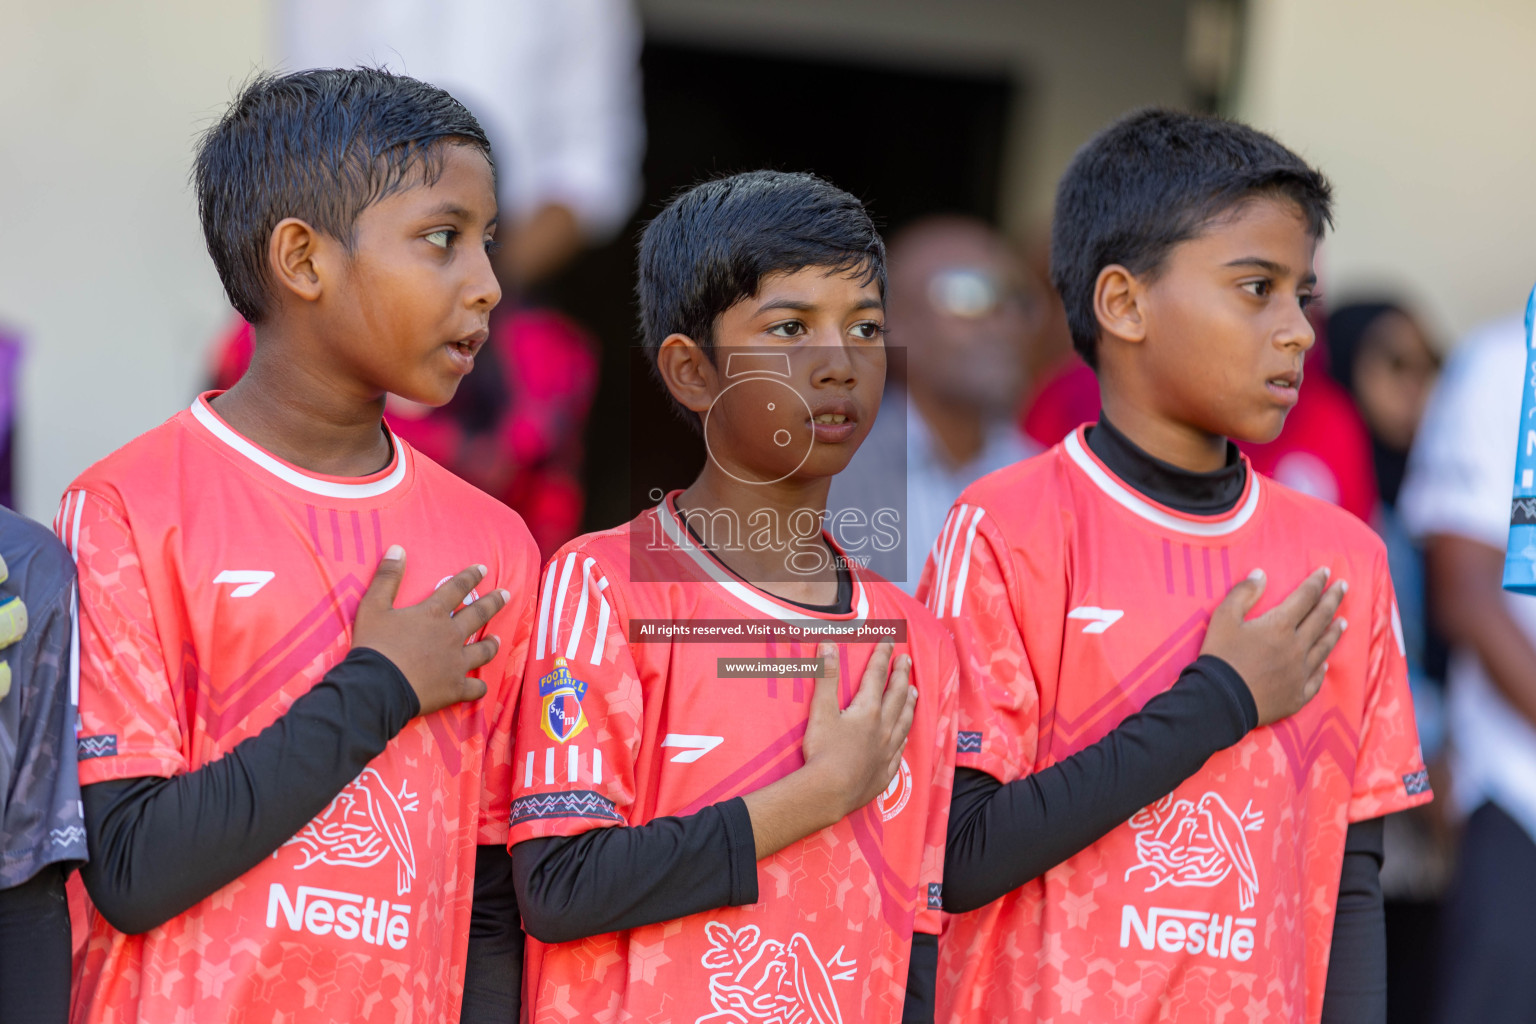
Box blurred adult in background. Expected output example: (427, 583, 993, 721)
(1328, 300, 1447, 1024)
(828, 216, 1040, 592)
(1398, 314, 1536, 1024)
(207, 0, 646, 557)
(1022, 311, 1379, 524)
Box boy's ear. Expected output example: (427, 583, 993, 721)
(267, 217, 329, 304)
(656, 334, 718, 416)
(1093, 264, 1148, 345)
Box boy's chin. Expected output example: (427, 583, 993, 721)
(1225, 409, 1290, 446)
(798, 445, 859, 480)
(385, 382, 459, 415)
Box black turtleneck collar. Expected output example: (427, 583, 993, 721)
(1085, 415, 1246, 516)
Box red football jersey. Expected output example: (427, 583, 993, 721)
(59, 394, 539, 1024)
(510, 492, 958, 1024)
(922, 427, 1429, 1024)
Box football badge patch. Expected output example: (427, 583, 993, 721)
(539, 658, 589, 744)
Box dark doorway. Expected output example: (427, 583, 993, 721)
(542, 40, 1017, 532)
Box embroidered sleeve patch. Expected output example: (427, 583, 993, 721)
(928, 883, 944, 910)
(957, 731, 982, 754)
(511, 790, 624, 826)
(77, 735, 117, 760)
(1403, 769, 1430, 795)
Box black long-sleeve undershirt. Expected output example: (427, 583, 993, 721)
(78, 647, 524, 1022)
(463, 845, 523, 1024)
(513, 796, 758, 943)
(0, 863, 71, 1023)
(1323, 817, 1387, 1024)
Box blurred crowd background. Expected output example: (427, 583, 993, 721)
(5, 1, 1536, 1020)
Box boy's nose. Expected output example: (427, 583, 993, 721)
(814, 340, 858, 385)
(467, 251, 502, 311)
(1277, 304, 1316, 352)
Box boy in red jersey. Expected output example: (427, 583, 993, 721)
(926, 109, 1430, 1024)
(61, 70, 538, 1024)
(509, 170, 949, 1023)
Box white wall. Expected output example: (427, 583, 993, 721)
(0, 0, 270, 520)
(1237, 0, 1536, 344)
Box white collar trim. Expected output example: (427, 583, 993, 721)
(190, 397, 408, 499)
(1064, 429, 1259, 537)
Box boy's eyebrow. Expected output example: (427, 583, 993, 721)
(1223, 257, 1317, 285)
(419, 201, 498, 228)
(753, 296, 884, 315)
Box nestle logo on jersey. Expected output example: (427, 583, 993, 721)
(1120, 905, 1256, 962)
(267, 883, 411, 950)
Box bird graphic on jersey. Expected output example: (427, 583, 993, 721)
(699, 922, 847, 1024)
(283, 767, 419, 896)
(1125, 791, 1263, 911)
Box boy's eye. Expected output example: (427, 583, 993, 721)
(767, 321, 807, 338)
(1299, 292, 1318, 310)
(850, 321, 885, 341)
(1241, 280, 1271, 298)
(425, 229, 455, 249)
(485, 236, 503, 257)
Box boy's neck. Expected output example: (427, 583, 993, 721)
(210, 328, 394, 478)
(676, 466, 839, 604)
(1098, 391, 1229, 474)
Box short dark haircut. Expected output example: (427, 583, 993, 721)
(194, 68, 494, 323)
(1051, 108, 1333, 368)
(637, 170, 886, 367)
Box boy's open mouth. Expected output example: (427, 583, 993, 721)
(807, 400, 859, 443)
(445, 328, 489, 373)
(1264, 369, 1301, 406)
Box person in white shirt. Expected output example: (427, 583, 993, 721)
(828, 216, 1040, 592)
(1398, 314, 1536, 1023)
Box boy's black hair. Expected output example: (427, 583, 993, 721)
(194, 68, 494, 324)
(1051, 108, 1333, 369)
(636, 170, 886, 375)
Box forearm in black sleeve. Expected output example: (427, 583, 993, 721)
(461, 844, 524, 1024)
(1320, 817, 1386, 1024)
(903, 932, 937, 1023)
(80, 647, 419, 934)
(944, 654, 1257, 913)
(0, 863, 70, 1023)
(513, 796, 757, 944)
